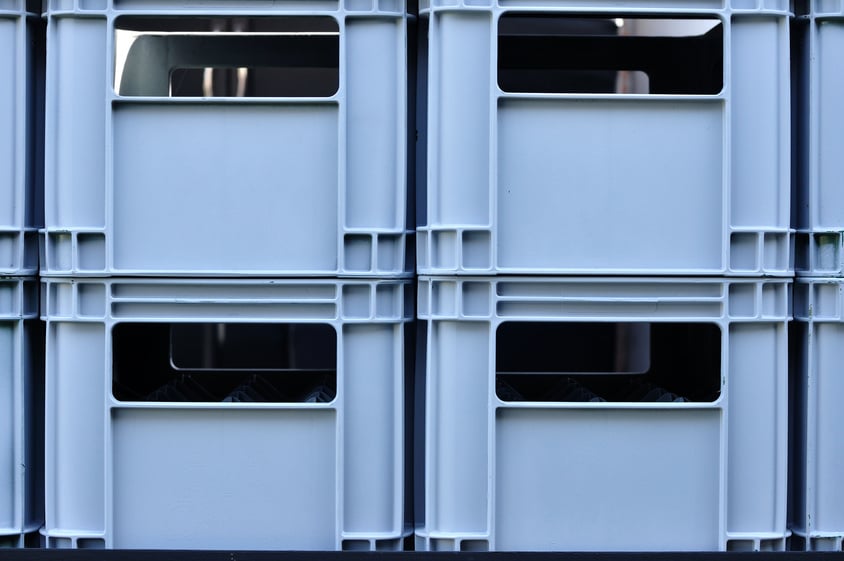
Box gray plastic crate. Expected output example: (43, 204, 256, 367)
(790, 278, 844, 550)
(0, 1, 41, 275)
(417, 0, 792, 276)
(41, 278, 412, 550)
(417, 276, 790, 551)
(0, 277, 42, 547)
(793, 3, 844, 275)
(42, 0, 411, 277)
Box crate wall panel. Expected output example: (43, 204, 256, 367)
(111, 409, 337, 549)
(791, 278, 844, 550)
(42, 278, 412, 550)
(495, 408, 721, 551)
(794, 4, 844, 275)
(0, 277, 42, 547)
(0, 2, 40, 275)
(417, 2, 792, 276)
(42, 1, 410, 277)
(417, 276, 790, 552)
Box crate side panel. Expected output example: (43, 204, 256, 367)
(112, 104, 339, 272)
(816, 22, 844, 229)
(345, 18, 402, 231)
(0, 322, 15, 531)
(49, 17, 106, 228)
(811, 323, 844, 533)
(111, 408, 337, 550)
(432, 12, 490, 226)
(497, 100, 724, 271)
(727, 323, 786, 534)
(495, 408, 721, 551)
(343, 323, 401, 535)
(48, 322, 106, 533)
(429, 320, 489, 534)
(0, 19, 16, 228)
(22, 319, 44, 534)
(789, 319, 808, 537)
(730, 16, 788, 229)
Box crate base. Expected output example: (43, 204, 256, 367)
(0, 528, 42, 549)
(789, 532, 844, 552)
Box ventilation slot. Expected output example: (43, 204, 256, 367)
(113, 323, 337, 403)
(496, 322, 721, 403)
(498, 15, 723, 94)
(115, 16, 340, 97)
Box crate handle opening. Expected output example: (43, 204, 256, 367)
(498, 15, 723, 95)
(495, 321, 721, 403)
(112, 322, 337, 403)
(115, 17, 340, 97)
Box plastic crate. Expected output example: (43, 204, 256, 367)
(42, 0, 411, 277)
(416, 1, 792, 276)
(1, 1, 41, 275)
(416, 276, 790, 551)
(793, 3, 844, 275)
(0, 277, 43, 547)
(790, 278, 844, 550)
(40, 278, 412, 550)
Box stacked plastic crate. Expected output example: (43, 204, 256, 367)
(416, 0, 792, 551)
(1, 0, 43, 548)
(790, 0, 844, 551)
(41, 0, 413, 550)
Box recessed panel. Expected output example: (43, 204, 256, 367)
(115, 16, 339, 97)
(497, 99, 723, 271)
(498, 16, 722, 95)
(113, 104, 338, 272)
(112, 409, 337, 549)
(495, 408, 720, 551)
(496, 322, 721, 402)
